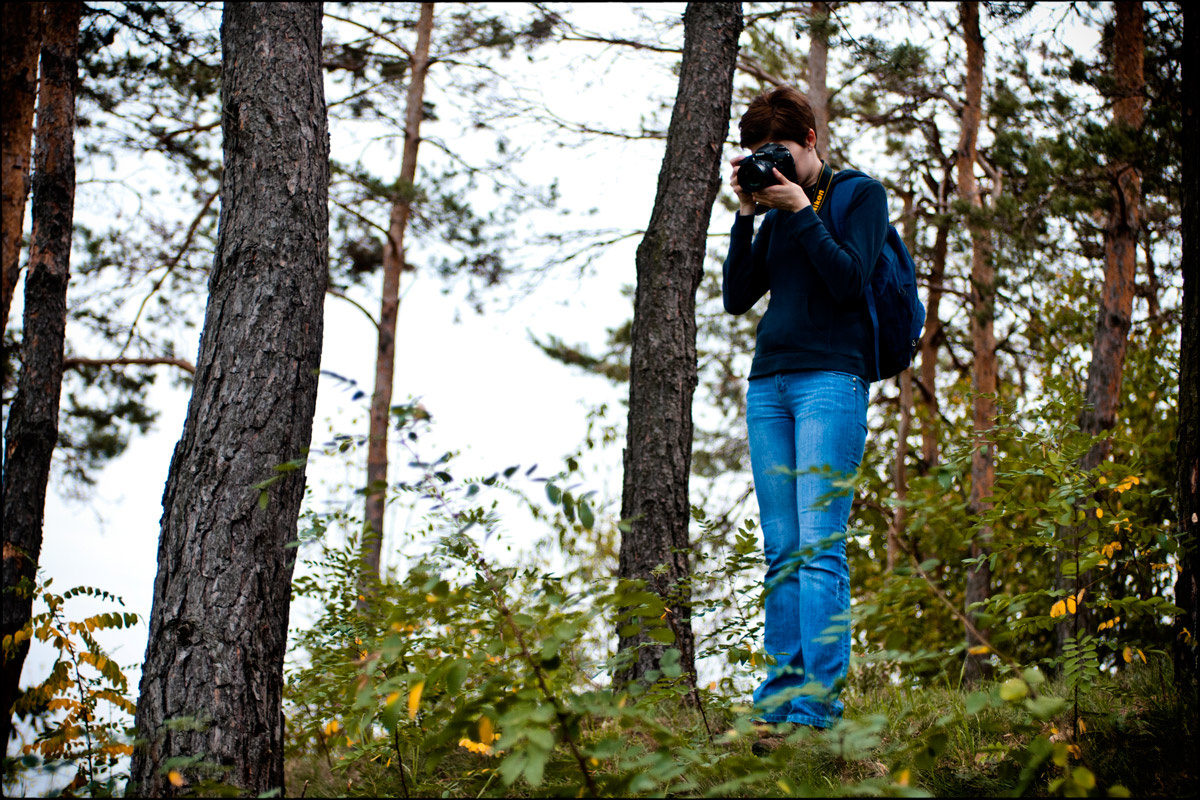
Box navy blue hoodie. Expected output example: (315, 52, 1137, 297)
(722, 169, 888, 381)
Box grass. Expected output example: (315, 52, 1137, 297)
(282, 655, 1198, 797)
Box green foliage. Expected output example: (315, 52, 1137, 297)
(2, 579, 139, 797)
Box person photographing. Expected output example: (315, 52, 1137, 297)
(723, 85, 888, 737)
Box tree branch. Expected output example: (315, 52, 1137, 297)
(64, 356, 195, 374)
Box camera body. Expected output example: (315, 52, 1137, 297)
(737, 142, 798, 192)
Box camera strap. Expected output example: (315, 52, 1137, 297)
(811, 162, 834, 213)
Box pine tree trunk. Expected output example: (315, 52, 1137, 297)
(0, 0, 79, 752)
(890, 193, 919, 570)
(361, 3, 434, 600)
(1057, 0, 1145, 655)
(957, 0, 995, 686)
(0, 1, 42, 334)
(808, 2, 831, 160)
(1081, 0, 1144, 467)
(1173, 1, 1198, 689)
(919, 179, 951, 470)
(617, 1, 742, 686)
(129, 4, 327, 794)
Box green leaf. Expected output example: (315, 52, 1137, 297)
(578, 500, 595, 530)
(647, 626, 676, 645)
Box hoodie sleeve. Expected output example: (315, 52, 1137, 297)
(775, 179, 888, 304)
(722, 211, 774, 315)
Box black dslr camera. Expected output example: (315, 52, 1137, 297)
(737, 142, 797, 192)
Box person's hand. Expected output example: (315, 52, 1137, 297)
(729, 155, 757, 216)
(750, 168, 809, 213)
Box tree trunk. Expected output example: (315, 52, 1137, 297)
(1174, 1, 1198, 690)
(0, 0, 79, 752)
(361, 2, 434, 600)
(957, 0, 994, 686)
(129, 4, 327, 795)
(0, 1, 42, 334)
(1081, 0, 1144, 468)
(919, 177, 951, 470)
(617, 1, 742, 686)
(890, 192, 919, 570)
(1057, 0, 1145, 655)
(808, 2, 831, 161)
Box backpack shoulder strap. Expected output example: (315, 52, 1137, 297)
(827, 172, 866, 240)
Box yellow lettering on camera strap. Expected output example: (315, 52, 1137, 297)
(811, 162, 834, 213)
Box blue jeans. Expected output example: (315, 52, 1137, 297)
(746, 370, 868, 727)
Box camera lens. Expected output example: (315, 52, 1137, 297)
(737, 158, 776, 192)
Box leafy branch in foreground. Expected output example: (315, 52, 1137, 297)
(2, 577, 139, 797)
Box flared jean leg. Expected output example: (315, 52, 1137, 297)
(746, 370, 868, 728)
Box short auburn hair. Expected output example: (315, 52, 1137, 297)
(738, 86, 816, 149)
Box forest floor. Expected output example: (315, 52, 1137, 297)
(284, 656, 1198, 798)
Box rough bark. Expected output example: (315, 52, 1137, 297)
(0, 1, 79, 752)
(1174, 0, 1198, 690)
(361, 2, 434, 599)
(1057, 0, 1145, 655)
(617, 1, 742, 685)
(808, 2, 832, 161)
(1, 1, 43, 334)
(957, 0, 995, 686)
(1081, 0, 1144, 468)
(129, 4, 328, 795)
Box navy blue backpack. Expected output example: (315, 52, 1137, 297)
(827, 172, 926, 382)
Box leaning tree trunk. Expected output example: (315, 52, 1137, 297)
(957, 0, 995, 687)
(1056, 0, 1145, 655)
(617, 1, 742, 686)
(129, 4, 327, 795)
(0, 0, 79, 752)
(1174, 1, 1198, 690)
(361, 1, 434, 602)
(0, 1, 43, 334)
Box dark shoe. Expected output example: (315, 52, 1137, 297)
(750, 722, 794, 756)
(751, 729, 789, 756)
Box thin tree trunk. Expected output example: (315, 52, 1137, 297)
(0, 1, 79, 752)
(0, 1, 42, 334)
(957, 0, 994, 686)
(808, 2, 831, 161)
(1175, 0, 1199, 690)
(1081, 0, 1144, 468)
(1057, 0, 1145, 655)
(130, 4, 328, 794)
(919, 172, 951, 470)
(891, 192, 919, 570)
(618, 1, 742, 686)
(361, 2, 434, 599)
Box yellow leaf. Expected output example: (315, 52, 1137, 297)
(408, 681, 424, 720)
(968, 645, 990, 655)
(1067, 596, 1077, 614)
(479, 715, 495, 744)
(1138, 648, 1146, 663)
(897, 768, 911, 787)
(1123, 647, 1133, 663)
(426, 594, 438, 603)
(324, 719, 340, 738)
(1096, 508, 1103, 519)
(1051, 600, 1067, 618)
(708, 681, 717, 691)
(168, 770, 185, 788)
(1098, 476, 1108, 485)
(1066, 743, 1081, 759)
(1077, 718, 1087, 734)
(386, 692, 401, 707)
